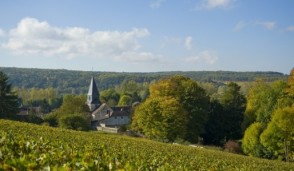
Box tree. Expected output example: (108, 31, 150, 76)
(242, 70, 294, 160)
(260, 106, 294, 161)
(59, 114, 90, 131)
(143, 76, 210, 143)
(47, 94, 91, 130)
(57, 94, 89, 116)
(132, 96, 187, 142)
(118, 95, 132, 106)
(243, 80, 286, 130)
(220, 82, 246, 140)
(202, 100, 225, 145)
(284, 68, 294, 98)
(278, 68, 294, 108)
(100, 88, 120, 106)
(181, 78, 210, 142)
(43, 112, 58, 127)
(242, 122, 266, 157)
(0, 72, 19, 119)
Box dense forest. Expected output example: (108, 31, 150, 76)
(0, 67, 287, 94)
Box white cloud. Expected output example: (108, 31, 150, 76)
(2, 17, 157, 62)
(233, 21, 247, 31)
(257, 21, 276, 30)
(185, 50, 218, 65)
(184, 36, 193, 50)
(150, 0, 166, 9)
(0, 28, 5, 37)
(198, 0, 234, 10)
(113, 51, 162, 63)
(287, 26, 294, 31)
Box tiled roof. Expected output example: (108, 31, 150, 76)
(111, 106, 132, 117)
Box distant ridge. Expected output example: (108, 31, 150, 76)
(0, 67, 287, 94)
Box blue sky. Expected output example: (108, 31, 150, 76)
(0, 0, 293, 73)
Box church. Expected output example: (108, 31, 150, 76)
(86, 77, 132, 128)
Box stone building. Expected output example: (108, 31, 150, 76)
(87, 77, 131, 128)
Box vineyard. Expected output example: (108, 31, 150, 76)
(0, 119, 293, 170)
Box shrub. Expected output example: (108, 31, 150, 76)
(59, 114, 90, 131)
(43, 112, 58, 127)
(224, 140, 243, 154)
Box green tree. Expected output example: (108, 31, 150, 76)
(242, 122, 266, 157)
(100, 88, 120, 106)
(0, 72, 19, 119)
(147, 76, 210, 143)
(132, 96, 187, 142)
(220, 82, 246, 140)
(260, 106, 294, 161)
(181, 78, 210, 142)
(202, 100, 225, 145)
(285, 68, 294, 98)
(47, 94, 90, 130)
(59, 114, 90, 131)
(118, 95, 132, 106)
(43, 112, 58, 127)
(278, 68, 294, 108)
(242, 80, 287, 131)
(57, 94, 89, 116)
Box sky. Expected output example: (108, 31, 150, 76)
(0, 0, 293, 73)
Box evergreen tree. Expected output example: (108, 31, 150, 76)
(0, 72, 19, 119)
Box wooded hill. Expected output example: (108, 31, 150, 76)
(0, 67, 287, 94)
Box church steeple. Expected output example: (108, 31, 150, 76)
(87, 77, 101, 111)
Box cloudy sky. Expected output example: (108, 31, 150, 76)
(0, 0, 293, 73)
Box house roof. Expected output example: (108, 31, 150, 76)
(91, 103, 132, 121)
(111, 110, 130, 117)
(111, 106, 132, 117)
(92, 103, 111, 115)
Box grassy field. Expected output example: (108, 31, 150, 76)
(0, 119, 293, 170)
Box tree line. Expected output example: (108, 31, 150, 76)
(0, 67, 286, 94)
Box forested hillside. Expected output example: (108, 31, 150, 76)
(0, 67, 286, 94)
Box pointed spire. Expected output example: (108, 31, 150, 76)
(87, 77, 101, 111)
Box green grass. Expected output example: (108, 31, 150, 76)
(0, 119, 293, 170)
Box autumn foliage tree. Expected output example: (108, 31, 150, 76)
(132, 96, 187, 141)
(132, 76, 210, 143)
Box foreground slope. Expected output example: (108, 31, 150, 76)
(0, 119, 293, 170)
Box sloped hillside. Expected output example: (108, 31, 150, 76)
(0, 119, 293, 170)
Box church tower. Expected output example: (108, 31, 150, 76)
(87, 77, 101, 111)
